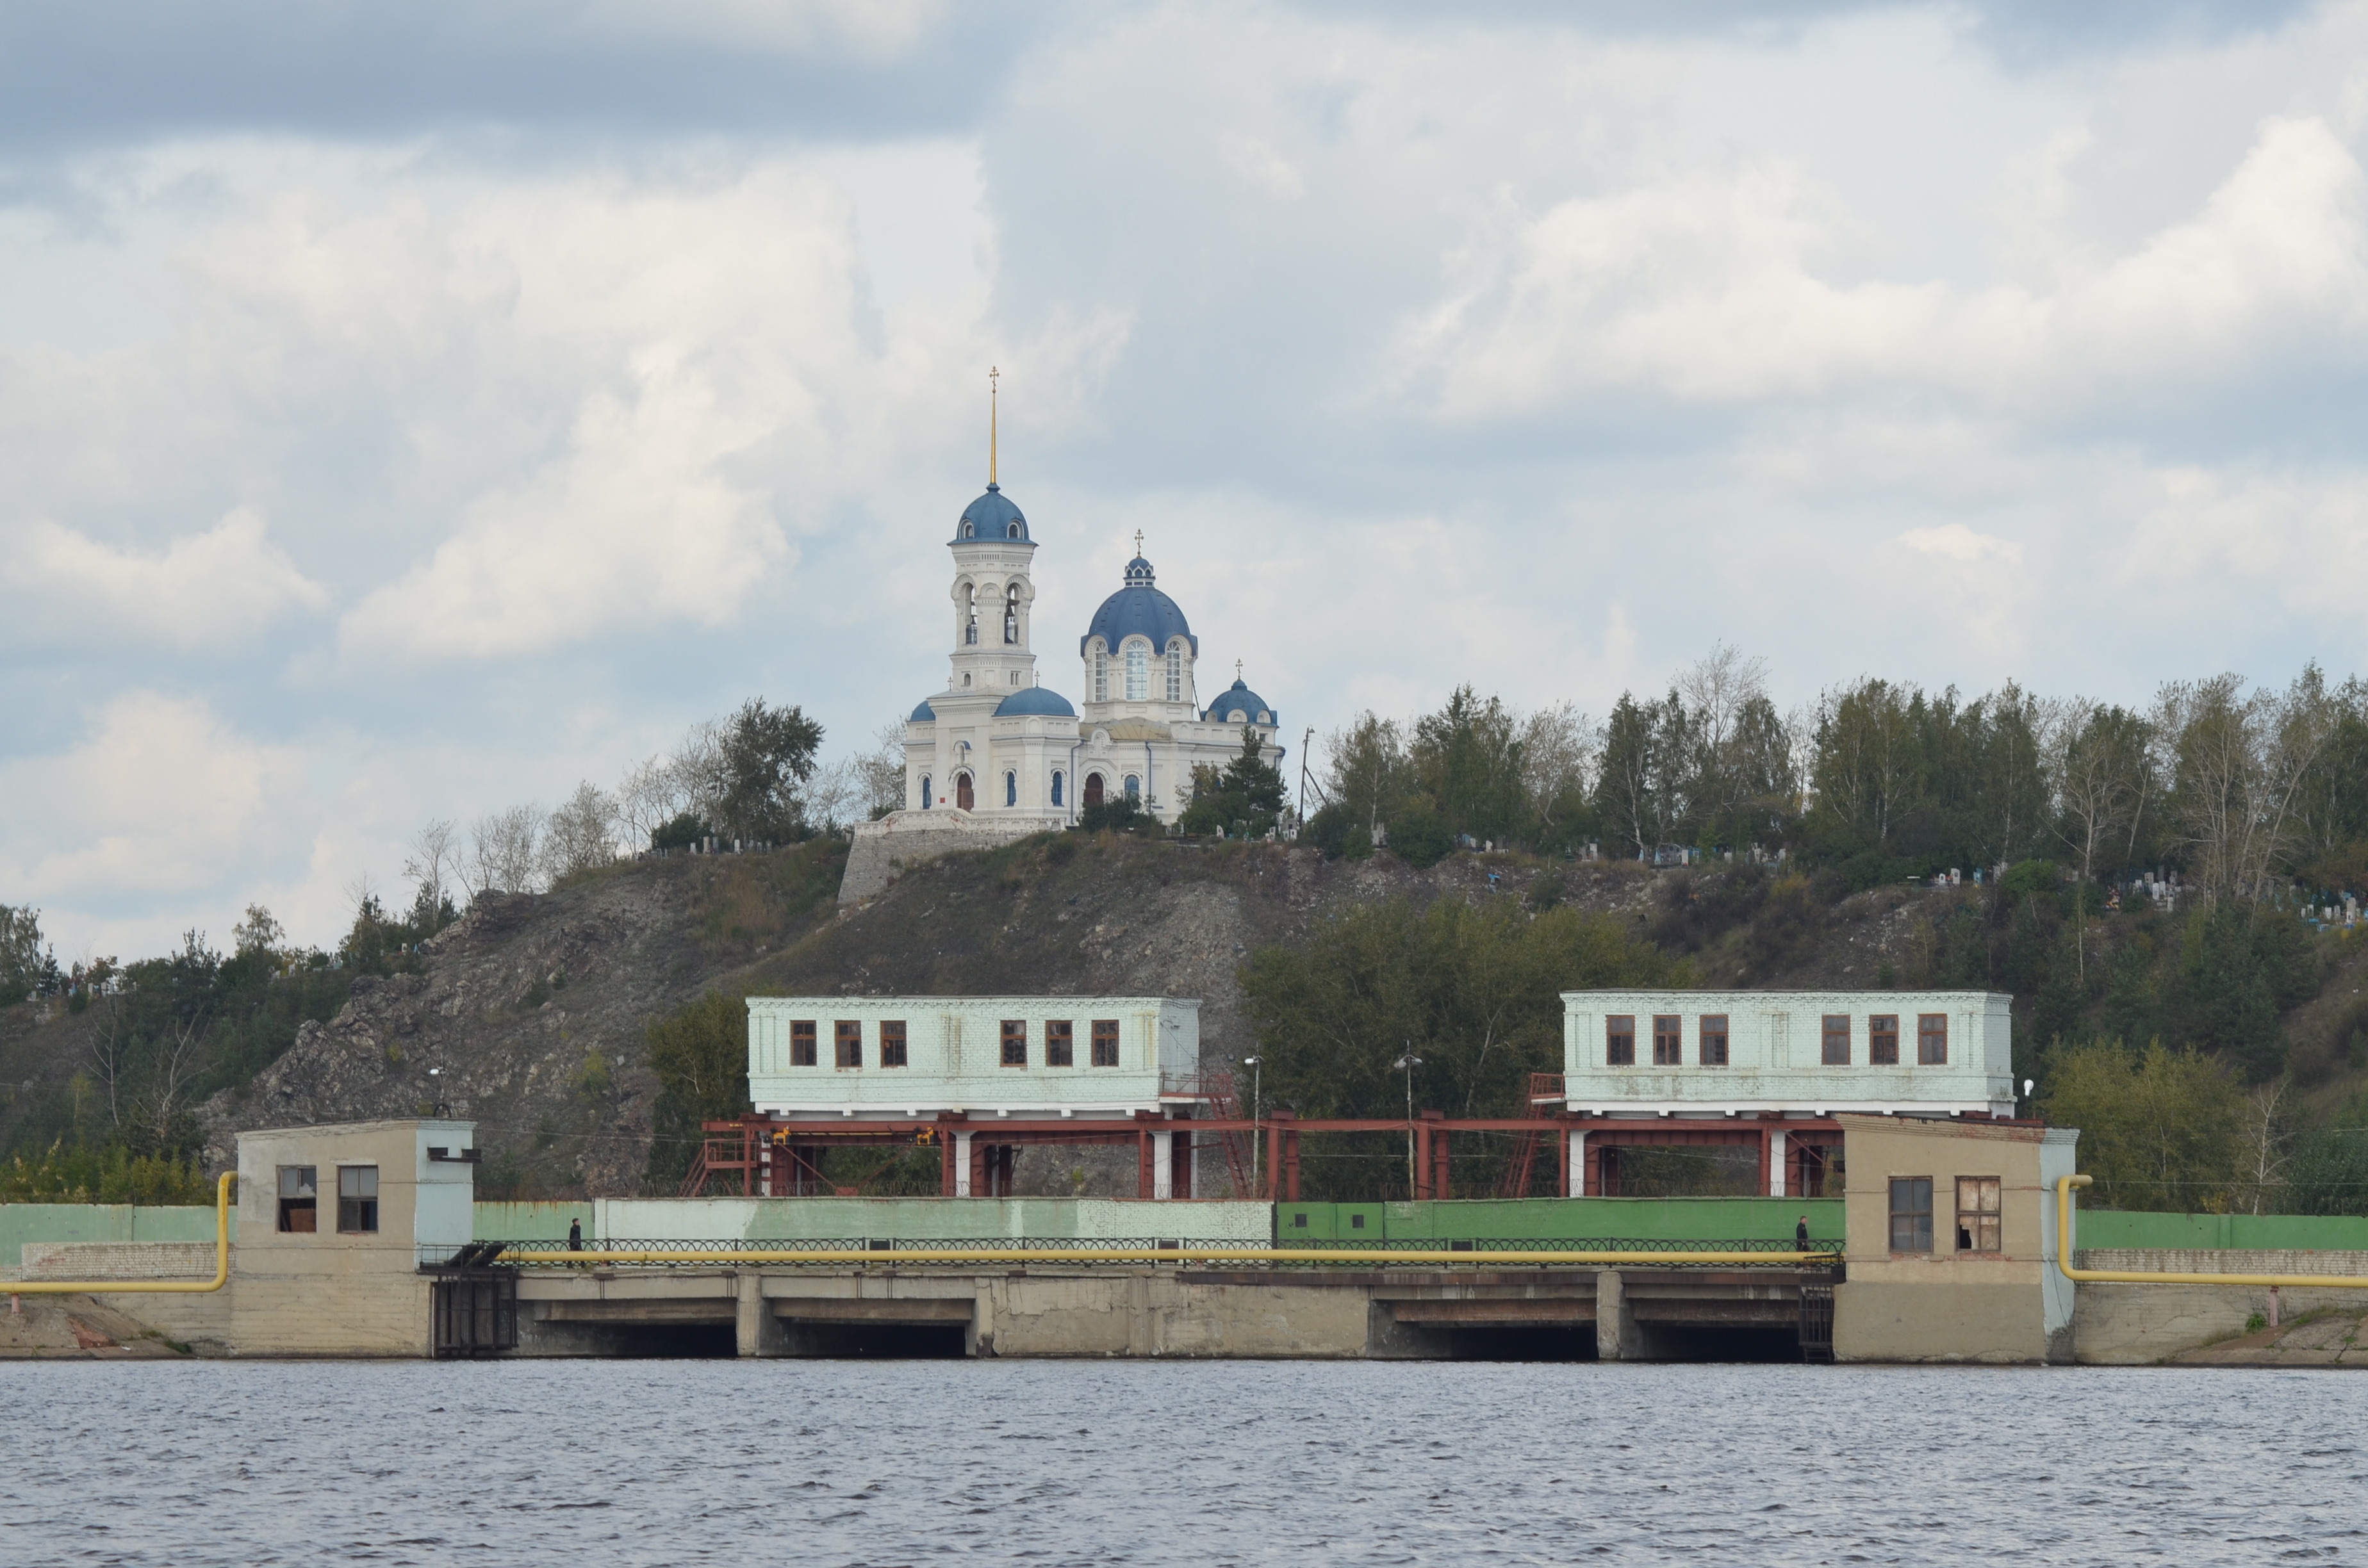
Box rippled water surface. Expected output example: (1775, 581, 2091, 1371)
(3, 1360, 2364, 1565)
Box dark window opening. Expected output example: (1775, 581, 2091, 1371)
(1004, 585, 1019, 643)
(1652, 1015, 1682, 1066)
(1005, 771, 1017, 807)
(1699, 1015, 1729, 1067)
(277, 1165, 318, 1234)
(1606, 1015, 1636, 1066)
(1890, 1177, 1934, 1253)
(1001, 1020, 1028, 1067)
(1957, 1176, 2001, 1253)
(880, 1021, 907, 1068)
(1870, 1015, 1900, 1065)
(956, 774, 974, 811)
(1350, 1213, 1366, 1229)
(835, 1021, 862, 1070)
(1091, 1019, 1121, 1067)
(337, 1165, 379, 1234)
(1083, 773, 1105, 807)
(791, 1021, 818, 1067)
(1822, 1015, 1851, 1066)
(1919, 1013, 1948, 1065)
(1292, 1212, 1308, 1229)
(1051, 771, 1064, 806)
(1046, 1020, 1074, 1067)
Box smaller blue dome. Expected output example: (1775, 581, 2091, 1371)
(994, 685, 1076, 718)
(1206, 678, 1277, 729)
(909, 698, 937, 721)
(955, 482, 1029, 544)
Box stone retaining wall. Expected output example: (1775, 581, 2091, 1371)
(4, 1241, 220, 1281)
(839, 812, 1053, 902)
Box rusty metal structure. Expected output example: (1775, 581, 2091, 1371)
(676, 1070, 1891, 1201)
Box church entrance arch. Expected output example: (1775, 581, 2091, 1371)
(955, 773, 974, 811)
(1083, 773, 1105, 808)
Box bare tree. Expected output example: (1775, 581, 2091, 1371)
(666, 718, 731, 828)
(2160, 671, 2339, 904)
(540, 782, 620, 883)
(802, 759, 861, 837)
(87, 992, 133, 1131)
(853, 722, 909, 821)
(2052, 700, 2145, 978)
(470, 804, 548, 895)
(2235, 1077, 2295, 1216)
(615, 755, 678, 850)
(1518, 702, 1597, 808)
(401, 819, 463, 921)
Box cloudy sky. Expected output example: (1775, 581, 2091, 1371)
(4, 0, 2364, 960)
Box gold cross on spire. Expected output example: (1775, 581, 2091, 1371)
(988, 366, 999, 485)
(1236, 658, 1243, 680)
(1134, 529, 1144, 557)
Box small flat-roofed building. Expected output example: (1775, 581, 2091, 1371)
(743, 997, 1213, 1197)
(746, 997, 1202, 1121)
(1547, 990, 2016, 1197)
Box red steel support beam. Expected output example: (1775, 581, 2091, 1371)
(1432, 1126, 1451, 1203)
(1138, 1128, 1154, 1199)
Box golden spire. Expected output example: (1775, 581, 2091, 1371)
(989, 366, 999, 486)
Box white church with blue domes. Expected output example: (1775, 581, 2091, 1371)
(841, 446, 1283, 899)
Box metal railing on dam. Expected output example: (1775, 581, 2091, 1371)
(432, 1236, 1843, 1270)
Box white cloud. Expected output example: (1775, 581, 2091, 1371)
(1409, 115, 2368, 414)
(0, 693, 316, 913)
(1899, 523, 2025, 564)
(0, 507, 328, 649)
(339, 349, 790, 660)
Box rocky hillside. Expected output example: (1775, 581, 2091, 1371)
(4, 835, 2068, 1200)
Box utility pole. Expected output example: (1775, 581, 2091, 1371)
(1296, 726, 1315, 836)
(1394, 1047, 1420, 1199)
(1242, 1055, 1263, 1196)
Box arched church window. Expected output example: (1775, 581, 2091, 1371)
(1083, 773, 1105, 807)
(921, 776, 932, 809)
(1166, 644, 1182, 703)
(1005, 771, 1017, 807)
(1008, 521, 1022, 539)
(965, 584, 978, 646)
(962, 673, 971, 687)
(1124, 774, 1141, 799)
(1051, 771, 1064, 806)
(956, 773, 974, 811)
(1004, 585, 1019, 644)
(962, 521, 974, 539)
(1092, 646, 1107, 703)
(1124, 641, 1148, 701)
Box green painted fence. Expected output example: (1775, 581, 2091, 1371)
(0, 1204, 233, 1266)
(1274, 1197, 1846, 1244)
(2074, 1211, 2368, 1252)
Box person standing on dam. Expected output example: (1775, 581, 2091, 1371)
(1797, 1216, 1810, 1248)
(568, 1218, 584, 1253)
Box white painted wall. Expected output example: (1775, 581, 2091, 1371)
(1560, 990, 2014, 1115)
(747, 996, 1202, 1119)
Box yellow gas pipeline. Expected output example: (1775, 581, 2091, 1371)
(497, 1244, 1843, 1267)
(6, 1172, 235, 1296)
(2055, 1173, 2368, 1288)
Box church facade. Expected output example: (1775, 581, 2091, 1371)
(841, 472, 1283, 901)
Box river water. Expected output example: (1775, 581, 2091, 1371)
(2, 1359, 2360, 1565)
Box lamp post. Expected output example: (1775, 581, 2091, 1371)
(427, 1066, 446, 1119)
(1393, 1047, 1421, 1199)
(1242, 1056, 1263, 1196)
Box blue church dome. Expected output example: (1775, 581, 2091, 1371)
(909, 698, 937, 721)
(1206, 678, 1276, 728)
(954, 483, 1029, 544)
(994, 685, 1076, 717)
(1081, 555, 1197, 657)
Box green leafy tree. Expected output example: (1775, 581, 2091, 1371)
(717, 698, 824, 844)
(2037, 1038, 2242, 1212)
(1240, 897, 1688, 1197)
(643, 990, 755, 1191)
(1, 904, 59, 1002)
(1179, 728, 1289, 838)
